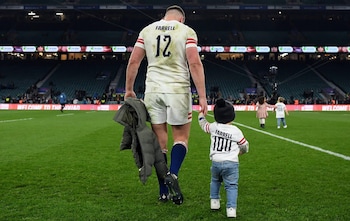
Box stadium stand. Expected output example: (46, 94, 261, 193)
(202, 59, 253, 102)
(245, 60, 334, 104)
(0, 60, 58, 102)
(1, 0, 350, 105)
(315, 61, 350, 100)
(114, 60, 146, 100)
(39, 60, 120, 103)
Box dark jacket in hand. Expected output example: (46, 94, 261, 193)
(113, 97, 168, 184)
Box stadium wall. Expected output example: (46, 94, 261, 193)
(0, 104, 350, 111)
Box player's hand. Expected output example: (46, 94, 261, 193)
(199, 97, 208, 115)
(125, 91, 136, 99)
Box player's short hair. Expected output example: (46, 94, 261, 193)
(166, 5, 185, 19)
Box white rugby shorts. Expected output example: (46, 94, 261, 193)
(144, 93, 192, 125)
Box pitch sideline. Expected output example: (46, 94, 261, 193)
(0, 118, 33, 123)
(234, 121, 350, 161)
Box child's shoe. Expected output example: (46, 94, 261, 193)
(210, 199, 220, 210)
(226, 207, 236, 218)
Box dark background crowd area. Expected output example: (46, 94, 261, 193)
(1, 0, 350, 105)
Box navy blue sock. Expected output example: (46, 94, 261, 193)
(170, 143, 187, 176)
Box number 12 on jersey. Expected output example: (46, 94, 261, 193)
(156, 35, 171, 57)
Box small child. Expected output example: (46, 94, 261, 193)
(198, 98, 249, 218)
(256, 96, 275, 128)
(274, 97, 289, 129)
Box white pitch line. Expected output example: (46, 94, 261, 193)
(56, 113, 74, 117)
(233, 122, 350, 161)
(204, 113, 350, 161)
(0, 118, 33, 123)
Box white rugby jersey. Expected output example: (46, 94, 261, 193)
(134, 19, 198, 94)
(275, 102, 286, 118)
(198, 113, 248, 162)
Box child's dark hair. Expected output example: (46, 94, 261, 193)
(257, 96, 265, 105)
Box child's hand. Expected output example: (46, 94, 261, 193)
(198, 111, 205, 120)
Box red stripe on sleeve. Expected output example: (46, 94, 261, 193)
(205, 123, 210, 132)
(237, 137, 246, 145)
(136, 38, 144, 44)
(186, 38, 197, 44)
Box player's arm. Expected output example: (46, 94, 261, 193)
(125, 46, 145, 98)
(186, 47, 207, 115)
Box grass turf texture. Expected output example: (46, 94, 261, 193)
(0, 110, 349, 221)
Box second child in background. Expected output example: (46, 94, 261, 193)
(256, 96, 274, 128)
(274, 96, 289, 129)
(198, 98, 249, 218)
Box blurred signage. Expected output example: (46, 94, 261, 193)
(1, 45, 350, 54)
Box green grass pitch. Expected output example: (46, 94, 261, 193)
(0, 110, 349, 221)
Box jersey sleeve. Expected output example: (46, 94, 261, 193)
(134, 28, 146, 49)
(198, 112, 211, 133)
(185, 27, 198, 49)
(237, 132, 249, 154)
